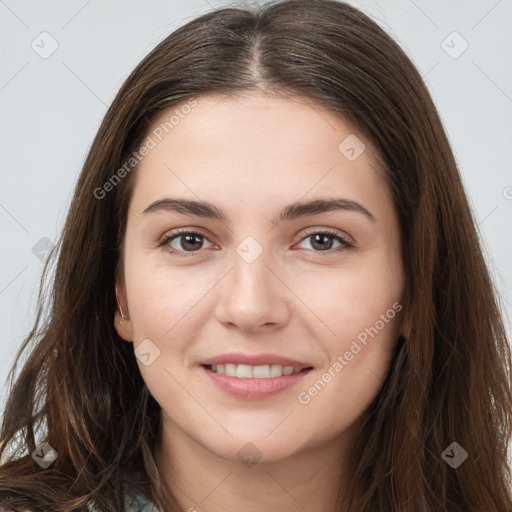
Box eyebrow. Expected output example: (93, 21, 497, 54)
(142, 197, 376, 225)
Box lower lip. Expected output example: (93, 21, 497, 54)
(201, 365, 312, 400)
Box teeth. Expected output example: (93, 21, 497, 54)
(209, 363, 304, 378)
(253, 365, 270, 378)
(270, 364, 282, 377)
(225, 364, 237, 377)
(236, 364, 253, 378)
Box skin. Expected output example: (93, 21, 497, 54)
(114, 91, 407, 512)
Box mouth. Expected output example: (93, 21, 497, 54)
(202, 363, 313, 378)
(200, 358, 313, 400)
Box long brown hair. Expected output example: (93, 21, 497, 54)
(1, 1, 511, 510)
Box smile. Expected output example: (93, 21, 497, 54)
(207, 363, 307, 378)
(201, 363, 313, 400)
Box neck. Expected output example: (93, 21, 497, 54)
(154, 412, 359, 512)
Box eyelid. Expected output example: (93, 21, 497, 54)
(157, 227, 218, 256)
(158, 226, 354, 256)
(299, 226, 354, 246)
(158, 226, 212, 245)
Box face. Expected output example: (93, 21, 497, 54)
(115, 91, 405, 463)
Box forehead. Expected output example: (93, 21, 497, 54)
(128, 92, 391, 219)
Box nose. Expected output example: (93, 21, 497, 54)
(214, 245, 291, 333)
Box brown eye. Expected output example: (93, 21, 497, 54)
(158, 228, 353, 257)
(296, 229, 353, 253)
(159, 230, 214, 256)
(174, 233, 205, 251)
(309, 233, 336, 251)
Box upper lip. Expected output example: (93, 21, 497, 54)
(201, 352, 313, 368)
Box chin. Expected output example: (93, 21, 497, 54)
(199, 428, 312, 465)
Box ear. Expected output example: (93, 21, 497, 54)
(114, 273, 133, 343)
(397, 304, 411, 340)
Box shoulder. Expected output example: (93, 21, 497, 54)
(124, 487, 160, 512)
(1, 420, 160, 511)
(0, 416, 49, 465)
(86, 483, 160, 511)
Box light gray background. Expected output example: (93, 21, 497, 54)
(1, 0, 511, 410)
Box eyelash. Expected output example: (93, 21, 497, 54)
(158, 227, 354, 257)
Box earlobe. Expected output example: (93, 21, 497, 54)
(114, 311, 133, 342)
(114, 280, 133, 342)
(395, 302, 410, 340)
(399, 313, 411, 340)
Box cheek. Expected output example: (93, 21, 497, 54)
(293, 259, 403, 342)
(124, 252, 216, 342)
(292, 259, 402, 410)
(294, 317, 398, 436)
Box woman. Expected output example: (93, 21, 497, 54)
(1, 0, 511, 510)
